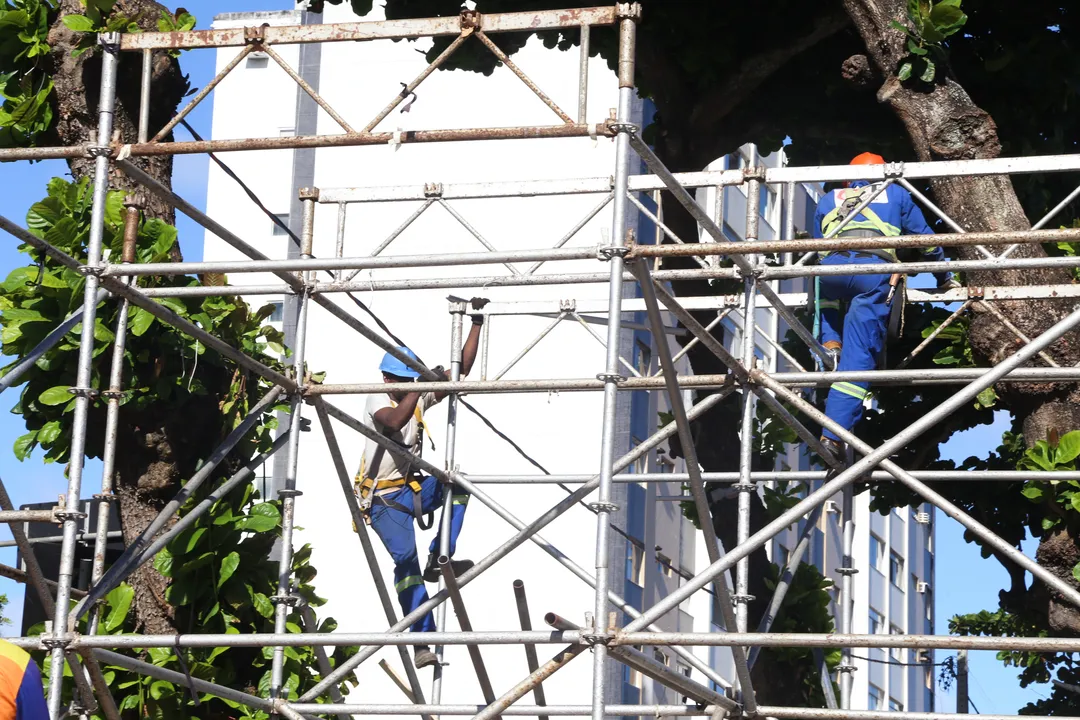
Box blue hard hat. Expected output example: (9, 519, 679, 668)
(379, 347, 421, 379)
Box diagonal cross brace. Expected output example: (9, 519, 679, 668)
(621, 287, 1080, 637)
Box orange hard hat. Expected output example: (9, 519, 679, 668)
(850, 152, 886, 165)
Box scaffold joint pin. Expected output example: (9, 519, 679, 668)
(588, 501, 620, 513)
(616, 2, 642, 21)
(596, 372, 626, 384)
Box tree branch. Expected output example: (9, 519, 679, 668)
(688, 8, 851, 131)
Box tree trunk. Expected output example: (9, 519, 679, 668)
(842, 0, 1080, 633)
(48, 0, 191, 635)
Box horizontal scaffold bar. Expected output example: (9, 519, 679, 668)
(0, 124, 610, 162)
(100, 227, 1080, 279)
(13, 631, 1079, 652)
(461, 470, 1080, 484)
(304, 366, 1080, 396)
(319, 152, 1080, 202)
(119, 6, 620, 51)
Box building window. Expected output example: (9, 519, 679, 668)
(868, 685, 883, 711)
(925, 667, 934, 690)
(626, 542, 645, 587)
(889, 698, 904, 712)
(246, 53, 269, 69)
(868, 607, 884, 635)
(889, 624, 905, 661)
(272, 213, 290, 236)
(890, 552, 905, 589)
(893, 505, 906, 522)
(653, 649, 668, 666)
(869, 534, 885, 573)
(267, 300, 284, 323)
(677, 662, 692, 703)
(925, 587, 933, 621)
(279, 127, 295, 137)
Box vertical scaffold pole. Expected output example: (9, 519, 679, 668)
(46, 32, 120, 719)
(270, 192, 315, 699)
(432, 300, 466, 704)
(839, 484, 856, 709)
(736, 146, 761, 636)
(590, 7, 637, 720)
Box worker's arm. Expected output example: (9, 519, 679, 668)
(899, 189, 952, 286)
(811, 194, 829, 240)
(432, 298, 488, 402)
(374, 391, 422, 433)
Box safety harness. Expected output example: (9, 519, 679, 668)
(355, 402, 437, 530)
(820, 184, 900, 262)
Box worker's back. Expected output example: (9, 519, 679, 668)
(0, 640, 48, 720)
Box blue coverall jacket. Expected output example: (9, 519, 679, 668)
(812, 181, 947, 441)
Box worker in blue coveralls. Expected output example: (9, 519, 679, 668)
(813, 152, 959, 461)
(356, 298, 488, 670)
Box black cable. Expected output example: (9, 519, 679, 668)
(851, 653, 949, 668)
(969, 698, 981, 714)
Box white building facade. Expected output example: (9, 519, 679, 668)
(202, 5, 933, 714)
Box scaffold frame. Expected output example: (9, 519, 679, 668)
(1, 4, 1080, 720)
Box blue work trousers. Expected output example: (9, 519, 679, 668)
(369, 476, 470, 634)
(819, 252, 891, 441)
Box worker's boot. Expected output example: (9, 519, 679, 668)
(423, 553, 475, 583)
(823, 341, 842, 371)
(819, 436, 847, 470)
(414, 646, 439, 670)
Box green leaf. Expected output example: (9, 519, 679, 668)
(907, 38, 927, 56)
(103, 583, 134, 632)
(129, 307, 154, 336)
(1021, 485, 1044, 502)
(253, 592, 274, 618)
(919, 57, 936, 83)
(898, 62, 913, 82)
(1056, 431, 1080, 465)
(975, 386, 996, 409)
(158, 297, 187, 315)
(219, 551, 240, 587)
(38, 385, 71, 406)
(13, 430, 36, 461)
(1072, 561, 1080, 585)
(154, 549, 173, 577)
(183, 527, 207, 554)
(62, 15, 96, 32)
(37, 420, 61, 445)
(237, 502, 281, 532)
(889, 19, 909, 33)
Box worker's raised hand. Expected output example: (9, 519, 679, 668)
(431, 365, 450, 381)
(934, 275, 962, 292)
(470, 297, 490, 325)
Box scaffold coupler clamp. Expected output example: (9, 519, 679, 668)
(580, 611, 617, 647)
(67, 385, 100, 400)
(884, 161, 905, 180)
(741, 165, 767, 184)
(424, 182, 443, 198)
(559, 298, 577, 313)
(98, 31, 120, 53)
(836, 565, 859, 576)
(244, 23, 268, 47)
(459, 9, 481, 29)
(40, 626, 72, 651)
(616, 3, 643, 21)
(595, 372, 625, 385)
(597, 244, 629, 262)
(588, 501, 620, 513)
(731, 593, 756, 607)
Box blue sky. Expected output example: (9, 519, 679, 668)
(0, 1, 1054, 713)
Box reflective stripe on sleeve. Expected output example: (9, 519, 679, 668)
(831, 382, 872, 400)
(395, 575, 425, 593)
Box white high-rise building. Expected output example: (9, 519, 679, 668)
(202, 5, 934, 714)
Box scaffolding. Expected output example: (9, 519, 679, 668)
(2, 4, 1080, 720)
